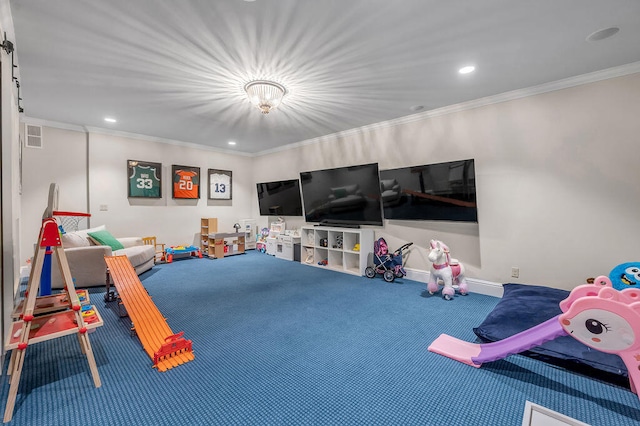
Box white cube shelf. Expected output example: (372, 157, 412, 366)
(300, 226, 374, 276)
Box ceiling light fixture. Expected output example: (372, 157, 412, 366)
(586, 27, 620, 42)
(228, 141, 236, 146)
(104, 117, 117, 123)
(244, 80, 286, 114)
(459, 65, 476, 74)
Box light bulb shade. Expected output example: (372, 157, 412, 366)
(244, 80, 286, 114)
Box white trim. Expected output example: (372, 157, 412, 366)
(466, 277, 504, 298)
(522, 401, 590, 426)
(404, 267, 430, 284)
(84, 127, 253, 157)
(22, 116, 86, 133)
(255, 62, 640, 156)
(19, 117, 253, 157)
(405, 267, 503, 298)
(22, 62, 640, 157)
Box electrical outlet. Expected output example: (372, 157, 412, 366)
(99, 204, 108, 211)
(511, 267, 520, 278)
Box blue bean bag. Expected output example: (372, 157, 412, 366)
(472, 283, 629, 387)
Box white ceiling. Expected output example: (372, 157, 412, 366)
(8, 0, 640, 154)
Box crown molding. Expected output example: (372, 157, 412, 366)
(83, 127, 253, 157)
(255, 61, 640, 156)
(21, 116, 87, 133)
(23, 61, 640, 158)
(387, 61, 640, 128)
(20, 117, 252, 157)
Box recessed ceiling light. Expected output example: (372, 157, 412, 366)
(458, 66, 476, 74)
(586, 27, 620, 42)
(228, 141, 236, 146)
(104, 117, 117, 123)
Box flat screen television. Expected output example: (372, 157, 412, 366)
(256, 179, 303, 216)
(379, 159, 477, 222)
(300, 163, 383, 226)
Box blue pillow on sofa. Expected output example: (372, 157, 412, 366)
(473, 283, 629, 387)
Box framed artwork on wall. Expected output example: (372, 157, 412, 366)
(128, 160, 162, 198)
(172, 165, 201, 199)
(208, 169, 232, 200)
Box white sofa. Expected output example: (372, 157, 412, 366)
(50, 225, 155, 289)
(380, 179, 402, 206)
(326, 184, 367, 212)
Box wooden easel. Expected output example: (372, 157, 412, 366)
(3, 213, 102, 422)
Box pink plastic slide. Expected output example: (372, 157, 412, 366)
(428, 276, 640, 397)
(428, 316, 566, 367)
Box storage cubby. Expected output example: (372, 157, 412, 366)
(200, 218, 218, 256)
(207, 232, 245, 259)
(328, 249, 343, 269)
(301, 228, 315, 246)
(315, 247, 328, 265)
(343, 232, 360, 252)
(316, 229, 329, 248)
(300, 226, 374, 276)
(328, 230, 343, 249)
(344, 252, 361, 274)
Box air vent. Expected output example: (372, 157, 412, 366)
(25, 124, 43, 148)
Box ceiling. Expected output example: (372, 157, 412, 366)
(8, 0, 640, 154)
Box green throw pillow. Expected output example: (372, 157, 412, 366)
(87, 229, 125, 251)
(333, 188, 348, 199)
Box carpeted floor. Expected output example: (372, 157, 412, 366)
(2, 251, 640, 425)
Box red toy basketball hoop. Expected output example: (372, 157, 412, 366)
(52, 211, 91, 233)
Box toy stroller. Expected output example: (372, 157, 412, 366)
(365, 237, 413, 282)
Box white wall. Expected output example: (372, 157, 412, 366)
(87, 132, 254, 245)
(20, 129, 255, 263)
(252, 72, 640, 290)
(20, 126, 88, 263)
(19, 72, 640, 292)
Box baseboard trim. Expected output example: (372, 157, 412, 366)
(405, 268, 503, 298)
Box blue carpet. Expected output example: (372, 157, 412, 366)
(2, 251, 640, 425)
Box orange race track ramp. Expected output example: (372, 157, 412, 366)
(104, 255, 194, 372)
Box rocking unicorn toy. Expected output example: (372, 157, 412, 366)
(427, 239, 468, 300)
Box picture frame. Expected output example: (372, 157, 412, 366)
(127, 160, 162, 198)
(208, 169, 232, 200)
(172, 165, 201, 199)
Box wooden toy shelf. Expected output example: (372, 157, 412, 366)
(200, 217, 218, 256)
(207, 232, 246, 258)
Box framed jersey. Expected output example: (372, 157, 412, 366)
(128, 160, 162, 198)
(172, 165, 201, 199)
(208, 169, 232, 200)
